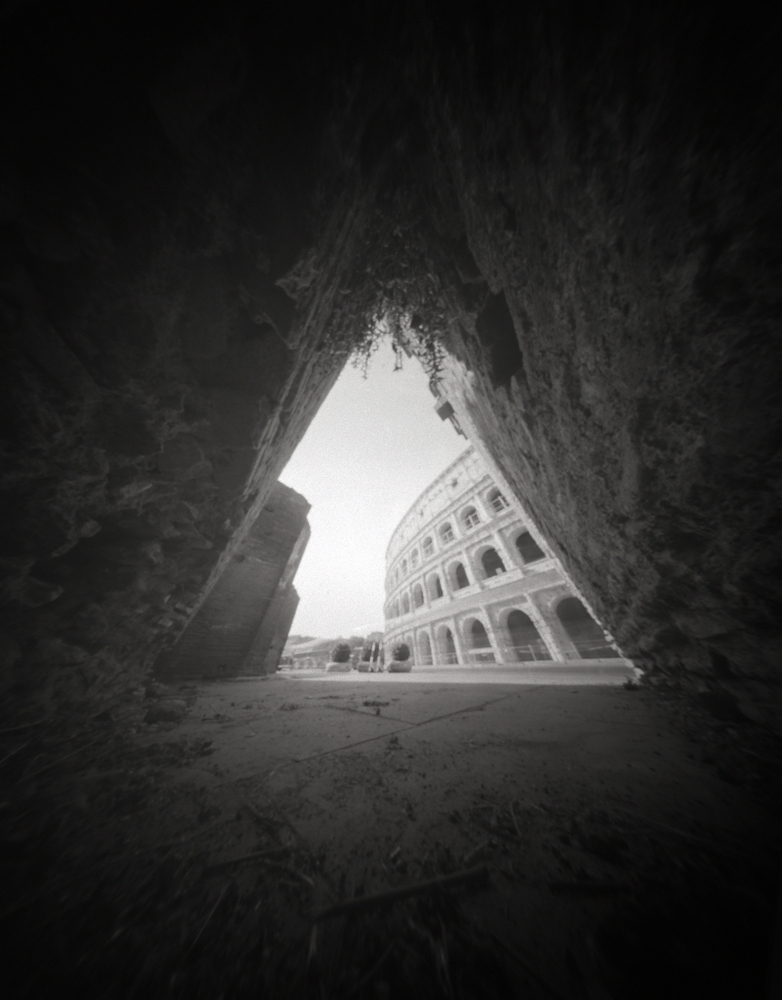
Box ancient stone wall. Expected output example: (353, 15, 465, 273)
(156, 482, 309, 679)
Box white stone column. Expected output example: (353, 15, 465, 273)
(526, 599, 572, 661)
(449, 617, 467, 665)
(464, 545, 485, 587)
(438, 561, 454, 598)
(480, 605, 506, 664)
(427, 626, 440, 667)
(491, 530, 515, 574)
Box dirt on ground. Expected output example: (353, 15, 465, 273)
(1, 671, 780, 999)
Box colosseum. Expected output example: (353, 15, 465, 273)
(384, 446, 634, 676)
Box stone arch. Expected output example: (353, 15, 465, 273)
(439, 522, 455, 544)
(422, 536, 434, 558)
(449, 561, 470, 590)
(487, 486, 509, 513)
(428, 573, 444, 600)
(515, 530, 546, 564)
(412, 583, 424, 608)
(401, 558, 408, 576)
(464, 616, 495, 663)
(410, 549, 419, 569)
(461, 505, 480, 530)
(556, 597, 619, 659)
(437, 625, 458, 665)
(505, 608, 551, 661)
(417, 630, 433, 665)
(402, 593, 410, 614)
(480, 546, 506, 578)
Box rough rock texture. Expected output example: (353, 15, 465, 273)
(0, 2, 356, 714)
(1, 1, 780, 723)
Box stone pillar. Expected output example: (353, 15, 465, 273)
(428, 626, 441, 667)
(464, 546, 486, 587)
(155, 483, 310, 678)
(438, 562, 454, 598)
(527, 596, 577, 661)
(478, 606, 505, 664)
(491, 530, 515, 574)
(449, 616, 467, 665)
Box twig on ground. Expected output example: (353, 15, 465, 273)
(142, 818, 228, 854)
(488, 930, 569, 1000)
(0, 718, 51, 734)
(343, 941, 396, 999)
(548, 881, 634, 896)
(0, 739, 32, 768)
(611, 807, 742, 853)
(263, 860, 315, 886)
(22, 737, 105, 781)
(509, 801, 521, 838)
(189, 883, 229, 952)
(313, 866, 489, 922)
(203, 847, 290, 875)
(242, 798, 283, 835)
(463, 841, 490, 866)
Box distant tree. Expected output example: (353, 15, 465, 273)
(332, 643, 351, 663)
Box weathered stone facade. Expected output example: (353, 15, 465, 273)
(384, 447, 632, 677)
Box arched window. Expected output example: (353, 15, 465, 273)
(481, 547, 506, 578)
(401, 558, 408, 575)
(556, 597, 619, 659)
(393, 600, 400, 618)
(412, 584, 424, 608)
(452, 563, 469, 590)
(468, 619, 495, 663)
(516, 531, 546, 563)
(428, 574, 444, 600)
(506, 609, 551, 662)
(422, 537, 434, 558)
(462, 506, 480, 529)
(402, 593, 410, 614)
(410, 549, 419, 568)
(440, 522, 454, 544)
(488, 487, 509, 513)
(418, 632, 433, 666)
(438, 626, 458, 665)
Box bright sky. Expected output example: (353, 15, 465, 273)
(280, 339, 468, 639)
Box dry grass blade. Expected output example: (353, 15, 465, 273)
(0, 739, 32, 768)
(509, 800, 521, 838)
(203, 846, 290, 876)
(313, 866, 489, 923)
(343, 940, 396, 1000)
(189, 883, 229, 952)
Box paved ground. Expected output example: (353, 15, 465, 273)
(282, 662, 639, 685)
(3, 671, 779, 998)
